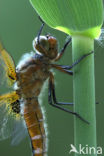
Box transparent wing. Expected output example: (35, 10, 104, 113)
(0, 105, 14, 140)
(0, 43, 17, 86)
(0, 92, 28, 145)
(0, 43, 28, 145)
(11, 119, 28, 146)
(0, 56, 8, 88)
(0, 92, 20, 140)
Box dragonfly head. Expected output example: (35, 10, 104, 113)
(33, 35, 58, 60)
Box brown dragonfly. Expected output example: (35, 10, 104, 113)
(0, 23, 92, 156)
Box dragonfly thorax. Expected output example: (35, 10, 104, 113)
(16, 52, 50, 99)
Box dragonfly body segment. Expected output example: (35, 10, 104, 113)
(16, 53, 50, 156)
(24, 99, 46, 156)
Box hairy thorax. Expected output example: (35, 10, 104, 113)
(15, 53, 51, 99)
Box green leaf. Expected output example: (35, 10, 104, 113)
(30, 0, 103, 38)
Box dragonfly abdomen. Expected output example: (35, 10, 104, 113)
(24, 98, 47, 156)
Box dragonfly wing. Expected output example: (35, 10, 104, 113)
(11, 119, 28, 146)
(0, 44, 28, 145)
(0, 44, 28, 144)
(0, 103, 14, 140)
(0, 92, 28, 144)
(0, 92, 19, 140)
(0, 103, 28, 145)
(0, 43, 17, 86)
(0, 107, 28, 145)
(0, 59, 7, 87)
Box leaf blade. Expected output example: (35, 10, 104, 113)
(30, 0, 103, 38)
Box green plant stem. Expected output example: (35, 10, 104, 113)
(72, 35, 97, 156)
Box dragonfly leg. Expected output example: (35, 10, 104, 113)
(52, 51, 94, 73)
(48, 72, 89, 124)
(54, 37, 72, 61)
(51, 64, 73, 75)
(49, 72, 73, 105)
(37, 22, 45, 44)
(61, 51, 94, 70)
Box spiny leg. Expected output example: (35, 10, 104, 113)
(52, 51, 94, 74)
(54, 37, 72, 61)
(37, 22, 45, 44)
(38, 16, 45, 24)
(49, 72, 73, 105)
(48, 67, 98, 106)
(51, 64, 73, 75)
(48, 72, 89, 124)
(58, 51, 94, 70)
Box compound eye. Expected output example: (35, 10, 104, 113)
(33, 36, 49, 52)
(39, 36, 49, 51)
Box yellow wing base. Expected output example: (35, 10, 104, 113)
(0, 91, 21, 119)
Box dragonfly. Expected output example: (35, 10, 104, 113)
(0, 23, 92, 156)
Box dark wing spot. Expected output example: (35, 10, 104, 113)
(8, 74, 15, 80)
(11, 100, 20, 114)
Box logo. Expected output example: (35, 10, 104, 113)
(69, 144, 102, 155)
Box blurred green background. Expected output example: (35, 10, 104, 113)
(0, 0, 104, 156)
